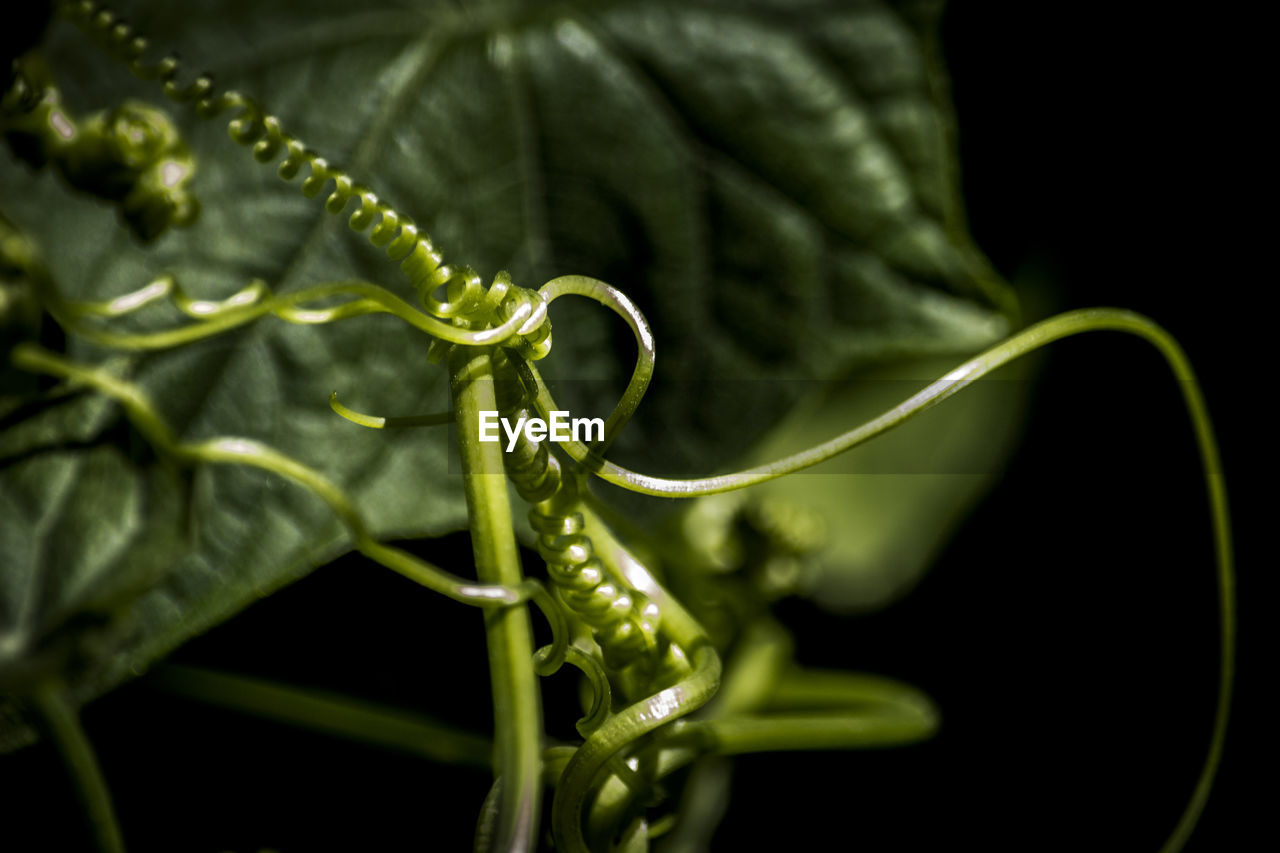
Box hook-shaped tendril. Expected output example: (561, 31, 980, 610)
(328, 392, 452, 430)
(537, 275, 654, 454)
(556, 645, 613, 737)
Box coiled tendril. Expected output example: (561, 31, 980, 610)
(58, 0, 552, 355)
(501, 402, 663, 676)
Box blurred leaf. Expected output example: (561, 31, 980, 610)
(681, 353, 1033, 613)
(0, 388, 188, 705)
(0, 0, 1013, 711)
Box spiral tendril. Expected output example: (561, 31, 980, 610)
(58, 0, 553, 354)
(494, 380, 664, 677)
(530, 494, 662, 673)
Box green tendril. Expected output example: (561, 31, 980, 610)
(46, 276, 535, 350)
(533, 307, 1231, 853)
(548, 523, 724, 852)
(530, 584, 570, 678)
(328, 391, 452, 430)
(559, 645, 613, 737)
(538, 275, 654, 453)
(58, 1, 553, 352)
(9, 343, 543, 611)
(552, 643, 721, 853)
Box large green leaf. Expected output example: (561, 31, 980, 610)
(0, 0, 1013, 715)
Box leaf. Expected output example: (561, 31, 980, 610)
(0, 388, 188, 716)
(0, 0, 1014, 712)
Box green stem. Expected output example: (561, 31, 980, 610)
(147, 665, 492, 767)
(31, 681, 125, 853)
(450, 345, 543, 853)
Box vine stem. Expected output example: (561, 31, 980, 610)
(146, 665, 493, 767)
(31, 680, 125, 853)
(449, 345, 543, 853)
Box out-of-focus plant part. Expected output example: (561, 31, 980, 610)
(3, 60, 199, 241)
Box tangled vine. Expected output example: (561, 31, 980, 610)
(0, 3, 1234, 852)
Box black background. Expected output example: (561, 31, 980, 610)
(3, 3, 1259, 851)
